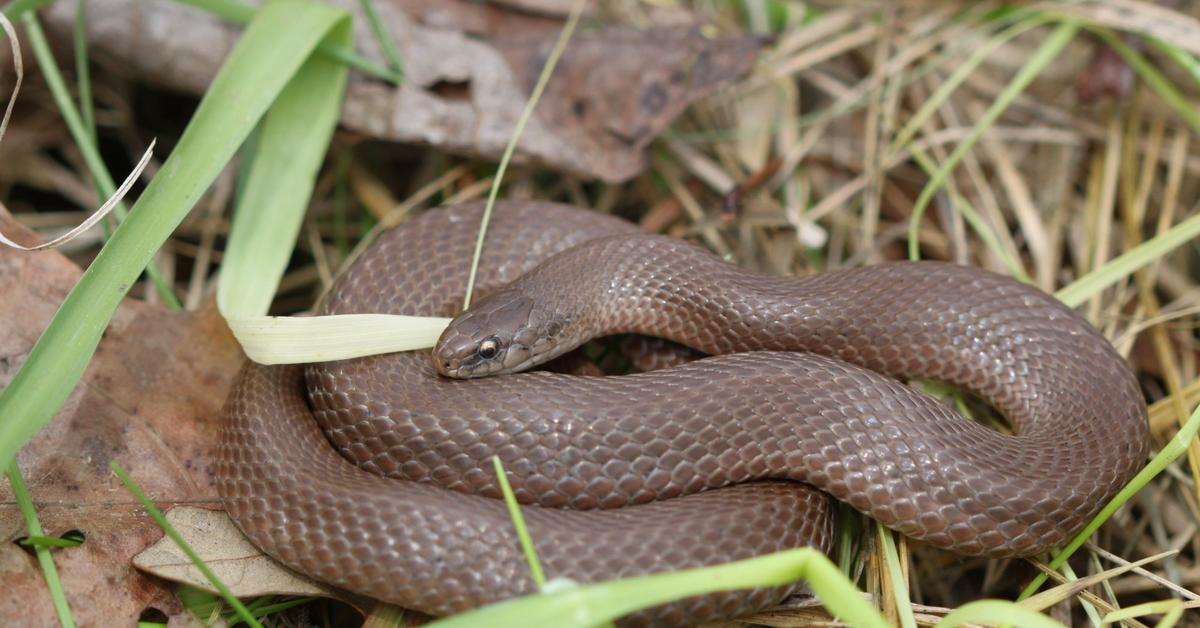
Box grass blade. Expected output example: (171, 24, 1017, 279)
(428, 548, 889, 628)
(175, 0, 400, 83)
(358, 0, 404, 78)
(217, 18, 351, 321)
(0, 0, 350, 473)
(492, 456, 545, 587)
(110, 462, 261, 628)
(1150, 37, 1200, 86)
(876, 526, 916, 628)
(20, 11, 178, 306)
(889, 11, 1047, 153)
(1019, 400, 1200, 599)
(1054, 211, 1200, 308)
(1094, 27, 1200, 134)
(6, 462, 75, 628)
(907, 20, 1079, 259)
(462, 0, 587, 308)
(73, 0, 94, 142)
(938, 600, 1064, 628)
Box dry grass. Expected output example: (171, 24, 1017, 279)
(3, 0, 1200, 626)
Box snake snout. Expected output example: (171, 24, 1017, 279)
(432, 330, 473, 377)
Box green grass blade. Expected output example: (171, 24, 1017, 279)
(20, 12, 179, 307)
(889, 12, 1047, 153)
(1, 0, 52, 19)
(175, 0, 401, 83)
(73, 0, 94, 142)
(876, 526, 916, 628)
(1094, 28, 1200, 134)
(20, 533, 85, 548)
(462, 0, 586, 309)
(907, 146, 1031, 282)
(492, 456, 545, 587)
(6, 462, 75, 628)
(0, 0, 350, 471)
(428, 548, 889, 628)
(176, 0, 254, 21)
(218, 20, 351, 318)
(110, 462, 262, 628)
(1103, 600, 1184, 626)
(939, 600, 1064, 628)
(359, 0, 404, 79)
(907, 19, 1079, 259)
(228, 597, 314, 625)
(1150, 37, 1200, 86)
(1018, 400, 1200, 600)
(1055, 212, 1200, 308)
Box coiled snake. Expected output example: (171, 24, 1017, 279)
(217, 201, 1148, 626)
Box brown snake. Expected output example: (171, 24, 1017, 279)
(217, 201, 1148, 626)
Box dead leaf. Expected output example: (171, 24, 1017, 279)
(132, 506, 343, 602)
(40, 0, 758, 182)
(0, 208, 244, 626)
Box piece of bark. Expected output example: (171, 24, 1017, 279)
(40, 0, 758, 182)
(0, 209, 244, 626)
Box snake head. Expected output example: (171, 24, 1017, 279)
(434, 289, 573, 378)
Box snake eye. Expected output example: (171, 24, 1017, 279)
(477, 337, 501, 360)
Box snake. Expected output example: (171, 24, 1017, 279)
(216, 200, 1148, 626)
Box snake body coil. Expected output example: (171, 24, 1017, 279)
(217, 201, 1148, 626)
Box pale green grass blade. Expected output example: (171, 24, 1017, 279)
(908, 147, 1031, 282)
(359, 0, 404, 78)
(217, 18, 350, 320)
(1103, 600, 1185, 626)
(876, 526, 916, 628)
(1094, 28, 1200, 134)
(176, 0, 253, 21)
(1019, 550, 1176, 614)
(907, 20, 1079, 259)
(1055, 212, 1200, 308)
(20, 534, 84, 548)
(175, 0, 400, 83)
(0, 0, 349, 470)
(73, 0, 94, 142)
(492, 456, 545, 587)
(889, 13, 1047, 153)
(230, 597, 313, 623)
(428, 548, 888, 628)
(938, 600, 1064, 628)
(1055, 561, 1101, 625)
(225, 315, 450, 364)
(1019, 401, 1200, 600)
(110, 462, 262, 628)
(462, 0, 586, 308)
(1150, 37, 1200, 86)
(1, 0, 53, 20)
(20, 12, 178, 307)
(7, 462, 75, 628)
(222, 0, 585, 362)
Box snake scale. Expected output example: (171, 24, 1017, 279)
(217, 201, 1148, 626)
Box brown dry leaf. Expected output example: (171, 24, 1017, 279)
(0, 209, 244, 626)
(40, 0, 758, 182)
(132, 506, 344, 602)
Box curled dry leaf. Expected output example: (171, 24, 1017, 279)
(41, 0, 759, 182)
(0, 209, 244, 626)
(132, 506, 346, 603)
